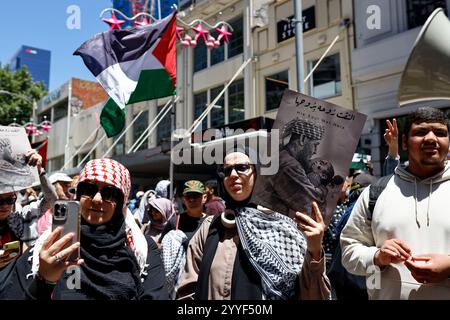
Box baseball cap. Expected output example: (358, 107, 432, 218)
(351, 172, 376, 190)
(183, 180, 205, 195)
(49, 172, 73, 184)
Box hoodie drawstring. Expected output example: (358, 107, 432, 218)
(427, 180, 432, 227)
(414, 177, 420, 228)
(414, 178, 433, 228)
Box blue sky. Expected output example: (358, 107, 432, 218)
(0, 0, 113, 91)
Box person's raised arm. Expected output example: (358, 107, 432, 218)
(383, 119, 400, 175)
(29, 150, 57, 214)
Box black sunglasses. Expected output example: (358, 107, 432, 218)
(0, 196, 16, 206)
(219, 163, 252, 177)
(77, 182, 123, 203)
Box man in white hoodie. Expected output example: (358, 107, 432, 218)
(341, 107, 450, 299)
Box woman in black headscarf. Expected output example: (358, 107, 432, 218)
(177, 146, 331, 300)
(0, 159, 168, 300)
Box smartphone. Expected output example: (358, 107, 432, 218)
(1, 240, 21, 258)
(52, 200, 81, 262)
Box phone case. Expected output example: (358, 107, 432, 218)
(3, 241, 20, 251)
(52, 200, 81, 262)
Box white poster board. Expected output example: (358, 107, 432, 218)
(0, 126, 39, 193)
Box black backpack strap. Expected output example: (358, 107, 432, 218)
(368, 174, 393, 221)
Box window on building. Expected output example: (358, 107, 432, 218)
(157, 105, 171, 145)
(194, 91, 208, 130)
(133, 110, 149, 151)
(53, 99, 68, 122)
(210, 85, 225, 127)
(50, 155, 64, 172)
(194, 41, 207, 72)
(406, 0, 447, 30)
(228, 79, 245, 124)
(112, 132, 125, 156)
(75, 152, 92, 168)
(308, 53, 341, 99)
(193, 16, 243, 74)
(39, 109, 51, 123)
(210, 30, 225, 66)
(228, 16, 243, 58)
(265, 70, 289, 111)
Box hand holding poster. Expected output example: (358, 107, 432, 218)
(0, 126, 39, 194)
(252, 90, 367, 226)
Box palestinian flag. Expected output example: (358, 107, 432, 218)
(74, 11, 176, 137)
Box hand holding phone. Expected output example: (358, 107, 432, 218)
(37, 226, 84, 284)
(0, 241, 21, 268)
(52, 200, 81, 262)
(3, 240, 20, 251)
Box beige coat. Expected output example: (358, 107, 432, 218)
(177, 215, 331, 300)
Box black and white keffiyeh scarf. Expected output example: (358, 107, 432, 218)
(235, 207, 307, 300)
(161, 229, 188, 299)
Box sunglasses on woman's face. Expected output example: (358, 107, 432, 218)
(77, 182, 122, 203)
(220, 163, 252, 177)
(0, 196, 16, 206)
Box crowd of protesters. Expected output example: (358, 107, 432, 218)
(1, 107, 449, 300)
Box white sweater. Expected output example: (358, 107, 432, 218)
(341, 164, 450, 299)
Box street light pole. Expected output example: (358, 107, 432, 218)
(169, 96, 175, 200)
(294, 0, 305, 93)
(64, 79, 72, 168)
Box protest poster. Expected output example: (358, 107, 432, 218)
(0, 125, 39, 193)
(252, 90, 367, 226)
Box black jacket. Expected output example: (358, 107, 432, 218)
(0, 234, 168, 300)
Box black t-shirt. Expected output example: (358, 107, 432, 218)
(159, 213, 206, 246)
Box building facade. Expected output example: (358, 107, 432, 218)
(174, 0, 354, 135)
(37, 0, 357, 192)
(35, 78, 108, 172)
(9, 45, 51, 89)
(352, 0, 450, 175)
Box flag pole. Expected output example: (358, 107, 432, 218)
(187, 57, 253, 136)
(61, 126, 100, 170)
(78, 132, 107, 166)
(100, 109, 145, 158)
(129, 95, 180, 153)
(64, 79, 73, 167)
(127, 98, 172, 154)
(304, 33, 341, 83)
(303, 21, 349, 83)
(169, 95, 175, 200)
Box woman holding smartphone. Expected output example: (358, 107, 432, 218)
(0, 150, 56, 269)
(0, 159, 168, 300)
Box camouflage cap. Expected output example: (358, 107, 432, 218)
(183, 180, 205, 195)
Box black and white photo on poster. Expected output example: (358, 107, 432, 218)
(0, 125, 38, 193)
(252, 90, 367, 226)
